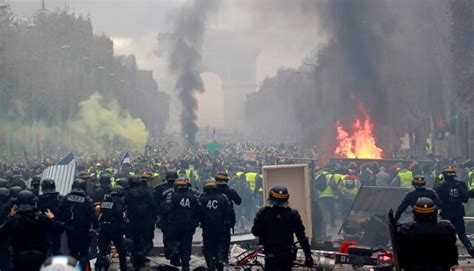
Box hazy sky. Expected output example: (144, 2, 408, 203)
(10, 0, 326, 84)
(10, 0, 327, 129)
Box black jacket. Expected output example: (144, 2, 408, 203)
(125, 186, 157, 221)
(398, 219, 457, 269)
(162, 188, 200, 231)
(217, 185, 242, 206)
(435, 179, 469, 217)
(58, 190, 98, 231)
(252, 205, 311, 255)
(0, 210, 63, 253)
(199, 191, 233, 228)
(395, 188, 440, 222)
(99, 194, 126, 231)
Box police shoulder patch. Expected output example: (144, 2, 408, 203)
(67, 194, 85, 203)
(101, 201, 114, 209)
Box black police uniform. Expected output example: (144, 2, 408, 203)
(216, 183, 241, 262)
(398, 218, 457, 270)
(395, 188, 440, 222)
(124, 181, 157, 268)
(155, 179, 176, 260)
(91, 175, 112, 203)
(142, 181, 158, 253)
(161, 187, 200, 270)
(96, 193, 127, 271)
(434, 178, 473, 252)
(58, 187, 99, 268)
(0, 194, 63, 271)
(252, 205, 312, 271)
(37, 188, 62, 255)
(0, 188, 12, 271)
(199, 188, 234, 271)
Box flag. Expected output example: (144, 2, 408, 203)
(207, 143, 220, 154)
(41, 152, 76, 195)
(121, 151, 130, 165)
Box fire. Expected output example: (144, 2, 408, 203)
(335, 104, 383, 159)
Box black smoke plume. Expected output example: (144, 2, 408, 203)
(168, 0, 219, 146)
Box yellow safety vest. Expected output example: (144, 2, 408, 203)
(468, 171, 474, 189)
(398, 170, 413, 188)
(341, 177, 359, 198)
(334, 173, 344, 183)
(425, 145, 433, 155)
(319, 173, 335, 198)
(245, 172, 258, 192)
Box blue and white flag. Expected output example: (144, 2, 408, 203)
(41, 152, 76, 195)
(121, 151, 130, 165)
(55, 152, 75, 165)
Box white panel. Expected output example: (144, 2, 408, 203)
(262, 164, 312, 239)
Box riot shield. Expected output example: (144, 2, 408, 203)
(388, 209, 400, 271)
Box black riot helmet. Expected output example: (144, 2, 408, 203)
(10, 186, 23, 201)
(0, 187, 9, 200)
(111, 185, 125, 197)
(413, 197, 438, 221)
(11, 177, 26, 190)
(215, 172, 230, 185)
(0, 178, 8, 189)
(268, 185, 290, 206)
(41, 179, 56, 193)
(16, 190, 36, 212)
(442, 166, 457, 180)
(71, 179, 86, 193)
(129, 176, 141, 187)
(174, 177, 189, 191)
(203, 179, 217, 193)
(412, 175, 426, 189)
(99, 174, 112, 187)
(116, 178, 129, 189)
(79, 171, 91, 180)
(165, 171, 179, 184)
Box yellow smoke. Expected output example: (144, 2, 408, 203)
(72, 92, 149, 152)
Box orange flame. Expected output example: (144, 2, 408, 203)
(335, 104, 383, 159)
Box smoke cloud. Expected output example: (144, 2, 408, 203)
(168, 0, 219, 146)
(71, 92, 149, 152)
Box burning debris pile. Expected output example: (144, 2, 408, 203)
(335, 103, 383, 159)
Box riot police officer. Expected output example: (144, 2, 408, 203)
(161, 177, 200, 270)
(155, 171, 179, 259)
(30, 176, 41, 198)
(116, 178, 130, 192)
(199, 179, 233, 271)
(0, 190, 63, 271)
(394, 175, 441, 222)
(154, 171, 179, 207)
(397, 197, 458, 271)
(58, 179, 99, 269)
(38, 179, 62, 255)
(434, 166, 474, 257)
(0, 187, 11, 271)
(95, 186, 127, 271)
(252, 186, 313, 271)
(215, 172, 240, 263)
(124, 175, 157, 270)
(91, 174, 113, 203)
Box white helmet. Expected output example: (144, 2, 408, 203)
(40, 256, 81, 271)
